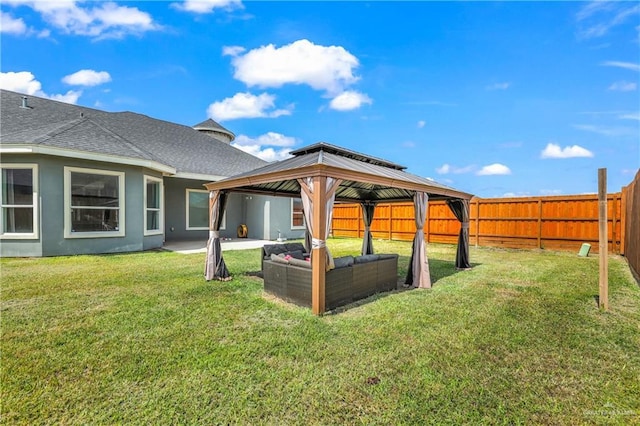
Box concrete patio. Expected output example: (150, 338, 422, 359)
(162, 238, 273, 254)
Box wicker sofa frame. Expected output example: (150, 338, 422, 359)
(262, 252, 399, 310)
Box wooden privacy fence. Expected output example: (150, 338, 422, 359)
(332, 193, 624, 254)
(622, 171, 640, 280)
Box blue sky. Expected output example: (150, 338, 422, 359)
(1, 1, 638, 197)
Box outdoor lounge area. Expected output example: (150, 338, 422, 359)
(204, 142, 474, 314)
(261, 242, 399, 309)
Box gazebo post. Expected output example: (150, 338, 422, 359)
(311, 175, 327, 315)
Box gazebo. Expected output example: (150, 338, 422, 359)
(204, 142, 473, 314)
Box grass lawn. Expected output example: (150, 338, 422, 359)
(2, 239, 639, 424)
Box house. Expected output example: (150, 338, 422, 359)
(0, 89, 306, 257)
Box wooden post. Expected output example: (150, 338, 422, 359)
(388, 203, 392, 240)
(537, 198, 543, 249)
(475, 198, 480, 246)
(311, 176, 327, 315)
(611, 193, 618, 254)
(357, 204, 362, 239)
(425, 202, 430, 243)
(598, 168, 609, 311)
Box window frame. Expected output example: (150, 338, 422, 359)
(64, 166, 125, 239)
(144, 175, 164, 236)
(185, 189, 225, 231)
(291, 197, 306, 230)
(0, 163, 39, 240)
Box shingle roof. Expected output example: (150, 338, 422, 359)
(0, 90, 265, 178)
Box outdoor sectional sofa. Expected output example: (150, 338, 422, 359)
(261, 243, 399, 310)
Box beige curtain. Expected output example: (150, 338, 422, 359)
(298, 177, 341, 271)
(405, 191, 431, 288)
(204, 190, 230, 281)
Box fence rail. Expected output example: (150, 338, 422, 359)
(332, 193, 624, 254)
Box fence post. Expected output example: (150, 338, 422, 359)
(475, 198, 480, 247)
(598, 168, 609, 311)
(611, 193, 618, 254)
(388, 203, 392, 241)
(537, 198, 543, 249)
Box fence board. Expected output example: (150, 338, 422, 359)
(331, 193, 624, 254)
(622, 171, 640, 282)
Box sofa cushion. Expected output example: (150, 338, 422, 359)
(264, 244, 288, 257)
(288, 257, 312, 269)
(286, 249, 305, 260)
(270, 253, 290, 264)
(285, 242, 305, 252)
(378, 253, 399, 260)
(354, 254, 380, 264)
(334, 256, 354, 269)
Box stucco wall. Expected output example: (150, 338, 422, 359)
(1, 154, 166, 257)
(163, 178, 241, 242)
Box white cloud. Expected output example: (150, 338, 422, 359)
(540, 189, 563, 196)
(0, 10, 49, 37)
(601, 61, 640, 72)
(619, 112, 640, 120)
(577, 3, 640, 39)
(329, 91, 372, 111)
(62, 69, 111, 86)
(48, 90, 82, 104)
(540, 143, 594, 159)
(477, 163, 511, 176)
(233, 132, 296, 148)
(502, 192, 530, 198)
(0, 71, 82, 104)
(2, 1, 160, 39)
(232, 132, 297, 162)
(1, 11, 27, 34)
(402, 141, 416, 148)
(172, 0, 242, 14)
(486, 82, 511, 90)
(229, 39, 360, 94)
(417, 120, 426, 128)
(222, 45, 245, 56)
(206, 92, 293, 121)
(436, 163, 475, 175)
(608, 81, 637, 91)
(572, 124, 635, 137)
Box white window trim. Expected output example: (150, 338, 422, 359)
(64, 166, 125, 239)
(0, 163, 39, 240)
(186, 189, 225, 231)
(291, 198, 306, 230)
(144, 175, 164, 236)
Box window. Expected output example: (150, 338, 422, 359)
(64, 167, 125, 238)
(291, 198, 305, 229)
(0, 164, 38, 239)
(144, 176, 163, 235)
(186, 189, 209, 230)
(186, 189, 225, 231)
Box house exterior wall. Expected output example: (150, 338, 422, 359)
(1, 154, 165, 257)
(163, 178, 241, 242)
(237, 194, 305, 241)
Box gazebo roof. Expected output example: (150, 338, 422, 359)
(205, 142, 472, 202)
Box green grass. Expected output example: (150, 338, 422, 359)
(2, 239, 639, 424)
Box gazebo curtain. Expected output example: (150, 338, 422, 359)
(298, 177, 342, 271)
(405, 192, 432, 288)
(204, 190, 231, 281)
(447, 199, 472, 269)
(361, 202, 376, 255)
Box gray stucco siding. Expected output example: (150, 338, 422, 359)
(1, 154, 166, 256)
